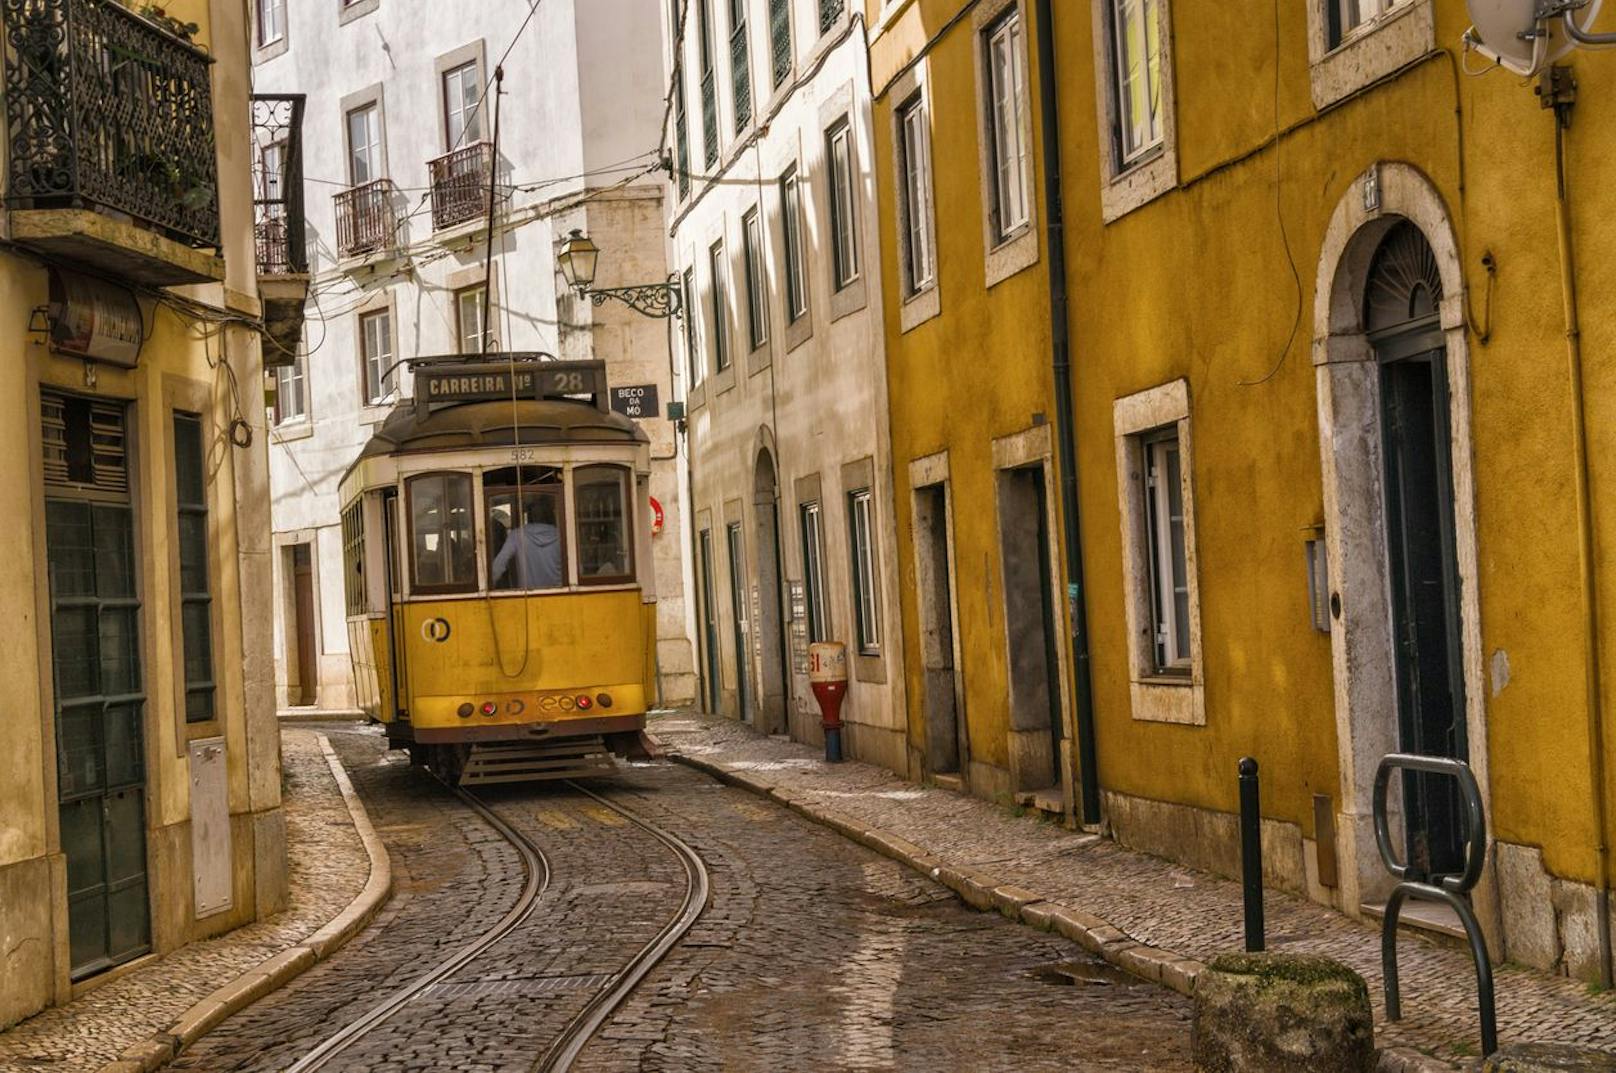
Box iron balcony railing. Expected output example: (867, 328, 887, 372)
(334, 178, 397, 258)
(428, 140, 494, 232)
(819, 0, 844, 34)
(700, 68, 717, 168)
(729, 23, 751, 132)
(2, 0, 220, 249)
(251, 94, 305, 275)
(769, 0, 791, 86)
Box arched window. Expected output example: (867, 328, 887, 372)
(1364, 219, 1442, 337)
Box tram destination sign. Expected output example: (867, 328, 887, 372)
(415, 359, 607, 407)
(610, 384, 660, 420)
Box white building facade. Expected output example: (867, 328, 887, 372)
(252, 0, 697, 715)
(664, 0, 907, 771)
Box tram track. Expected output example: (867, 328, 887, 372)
(282, 772, 710, 1073)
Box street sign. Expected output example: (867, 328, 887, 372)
(610, 383, 659, 420)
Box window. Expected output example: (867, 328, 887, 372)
(1329, 0, 1408, 47)
(826, 118, 859, 290)
(274, 352, 307, 425)
(698, 0, 719, 168)
(897, 93, 935, 294)
(261, 140, 286, 207)
(769, 0, 791, 86)
(456, 284, 489, 354)
(485, 467, 565, 591)
(728, 0, 752, 132)
(709, 240, 730, 372)
(360, 309, 395, 404)
(800, 501, 829, 642)
(847, 489, 880, 655)
(408, 473, 477, 593)
(780, 166, 808, 322)
(742, 207, 768, 350)
(819, 0, 844, 34)
(575, 466, 634, 584)
(1141, 431, 1189, 674)
(1110, 0, 1163, 166)
(443, 61, 483, 149)
(985, 11, 1030, 239)
(256, 0, 285, 46)
(173, 414, 214, 723)
(341, 501, 366, 615)
(346, 103, 382, 185)
(683, 266, 702, 383)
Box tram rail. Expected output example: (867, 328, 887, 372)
(282, 773, 710, 1073)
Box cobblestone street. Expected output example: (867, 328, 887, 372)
(170, 724, 1191, 1072)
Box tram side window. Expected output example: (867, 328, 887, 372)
(408, 473, 477, 593)
(485, 466, 566, 592)
(575, 465, 634, 585)
(341, 501, 366, 615)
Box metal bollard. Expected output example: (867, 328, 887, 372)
(1239, 757, 1265, 952)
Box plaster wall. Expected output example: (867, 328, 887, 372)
(253, 0, 695, 713)
(668, 1, 908, 771)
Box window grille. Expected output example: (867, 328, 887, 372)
(42, 393, 128, 496)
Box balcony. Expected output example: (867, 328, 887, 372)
(252, 94, 306, 368)
(334, 178, 398, 260)
(428, 141, 493, 232)
(2, 0, 223, 285)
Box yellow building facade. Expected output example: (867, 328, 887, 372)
(0, 0, 287, 1026)
(876, 0, 1616, 979)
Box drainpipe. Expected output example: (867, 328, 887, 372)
(1032, 0, 1100, 825)
(1545, 66, 1613, 988)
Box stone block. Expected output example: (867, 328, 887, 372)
(1481, 1044, 1616, 1072)
(991, 884, 1042, 918)
(1551, 880, 1604, 982)
(1192, 953, 1374, 1073)
(1494, 841, 1559, 971)
(957, 871, 1001, 912)
(1162, 958, 1204, 996)
(1020, 900, 1059, 932)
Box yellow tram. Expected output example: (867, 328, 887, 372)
(338, 357, 659, 784)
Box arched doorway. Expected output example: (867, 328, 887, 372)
(752, 447, 789, 735)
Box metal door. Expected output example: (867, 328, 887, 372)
(699, 530, 722, 713)
(47, 498, 151, 978)
(292, 544, 317, 705)
(726, 523, 751, 722)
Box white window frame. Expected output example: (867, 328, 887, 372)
(800, 500, 829, 643)
(742, 206, 769, 351)
(682, 265, 704, 385)
(708, 239, 730, 373)
(1109, 0, 1164, 166)
(1142, 430, 1189, 673)
(360, 308, 396, 405)
(256, 0, 286, 47)
(442, 60, 483, 150)
(1088, 0, 1177, 223)
(780, 165, 808, 323)
(1113, 378, 1204, 725)
(1304, 0, 1432, 109)
(972, 0, 1038, 286)
(826, 117, 859, 291)
(985, 11, 1030, 241)
(848, 488, 880, 656)
(898, 93, 936, 296)
(346, 102, 383, 185)
(456, 284, 488, 354)
(274, 352, 307, 426)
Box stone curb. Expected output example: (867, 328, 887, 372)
(666, 748, 1461, 1073)
(96, 733, 393, 1073)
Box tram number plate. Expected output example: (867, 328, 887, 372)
(509, 447, 540, 462)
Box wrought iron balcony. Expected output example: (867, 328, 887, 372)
(2, 0, 221, 280)
(428, 141, 494, 232)
(700, 69, 717, 168)
(769, 0, 791, 86)
(730, 25, 751, 132)
(334, 178, 398, 259)
(252, 94, 305, 275)
(819, 0, 844, 34)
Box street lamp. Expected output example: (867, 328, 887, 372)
(558, 229, 682, 319)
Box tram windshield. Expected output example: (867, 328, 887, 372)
(485, 467, 565, 592)
(408, 473, 477, 593)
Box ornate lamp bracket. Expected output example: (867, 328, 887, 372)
(579, 276, 683, 320)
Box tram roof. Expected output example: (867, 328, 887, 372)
(354, 397, 649, 464)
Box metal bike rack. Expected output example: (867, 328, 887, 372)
(1372, 753, 1496, 1057)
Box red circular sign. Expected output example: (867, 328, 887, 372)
(650, 496, 665, 535)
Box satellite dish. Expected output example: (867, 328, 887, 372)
(1465, 0, 1606, 75)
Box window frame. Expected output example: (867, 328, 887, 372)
(847, 488, 880, 656)
(442, 59, 483, 151)
(483, 466, 568, 593)
(1088, 0, 1178, 222)
(709, 238, 731, 373)
(573, 464, 637, 587)
(800, 500, 830, 643)
(172, 412, 216, 725)
(359, 307, 396, 405)
(683, 265, 703, 384)
(455, 283, 489, 355)
(780, 165, 808, 323)
(1141, 428, 1190, 675)
(405, 471, 479, 596)
(897, 90, 936, 296)
(742, 206, 769, 351)
(984, 9, 1031, 243)
(345, 102, 383, 186)
(826, 116, 859, 291)
(1305, 0, 1431, 110)
(273, 351, 308, 426)
(256, 0, 286, 49)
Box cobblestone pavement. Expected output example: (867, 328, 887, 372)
(175, 723, 1192, 1072)
(650, 712, 1616, 1066)
(0, 729, 370, 1073)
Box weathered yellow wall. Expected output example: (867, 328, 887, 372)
(1050, 0, 1616, 889)
(871, 0, 1066, 788)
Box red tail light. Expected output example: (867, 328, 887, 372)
(575, 695, 593, 710)
(480, 701, 498, 716)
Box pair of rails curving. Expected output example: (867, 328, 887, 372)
(286, 779, 710, 1072)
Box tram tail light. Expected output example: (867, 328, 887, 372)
(596, 694, 613, 709)
(479, 701, 498, 717)
(457, 703, 474, 719)
(575, 695, 593, 711)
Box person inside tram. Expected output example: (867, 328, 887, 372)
(490, 495, 563, 589)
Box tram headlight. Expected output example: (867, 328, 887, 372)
(575, 695, 593, 711)
(479, 701, 498, 717)
(457, 703, 474, 719)
(596, 694, 613, 709)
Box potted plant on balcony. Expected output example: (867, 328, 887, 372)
(133, 4, 200, 44)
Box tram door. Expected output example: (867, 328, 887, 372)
(43, 394, 151, 978)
